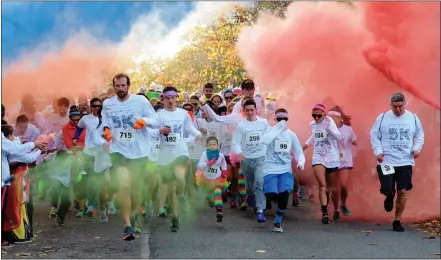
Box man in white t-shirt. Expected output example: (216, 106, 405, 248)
(370, 92, 424, 232)
(99, 73, 158, 241)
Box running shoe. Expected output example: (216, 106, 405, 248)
(134, 226, 142, 233)
(49, 207, 57, 219)
(170, 217, 180, 232)
(76, 211, 85, 218)
(256, 211, 266, 223)
(341, 205, 351, 216)
(158, 207, 167, 218)
(179, 197, 190, 213)
(322, 213, 330, 224)
(239, 201, 248, 211)
(216, 212, 223, 223)
(86, 205, 96, 217)
(145, 206, 153, 218)
(333, 211, 341, 222)
(56, 214, 64, 226)
(392, 220, 405, 232)
(107, 202, 117, 215)
(384, 195, 394, 212)
(100, 208, 108, 224)
(272, 223, 283, 233)
(123, 226, 135, 241)
(230, 201, 237, 209)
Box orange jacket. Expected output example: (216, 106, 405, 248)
(62, 122, 86, 150)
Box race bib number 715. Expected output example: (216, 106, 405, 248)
(117, 130, 135, 142)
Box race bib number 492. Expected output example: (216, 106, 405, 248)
(163, 133, 181, 146)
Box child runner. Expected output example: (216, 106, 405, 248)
(261, 108, 305, 232)
(197, 136, 228, 222)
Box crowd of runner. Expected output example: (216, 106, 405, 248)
(1, 73, 425, 246)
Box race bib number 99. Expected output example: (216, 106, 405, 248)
(117, 130, 135, 142)
(246, 132, 261, 145)
(274, 140, 291, 153)
(163, 133, 181, 146)
(313, 129, 328, 142)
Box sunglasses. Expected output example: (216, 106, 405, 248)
(224, 96, 233, 100)
(71, 118, 81, 122)
(91, 105, 102, 108)
(191, 103, 199, 107)
(184, 107, 193, 111)
(312, 114, 323, 119)
(276, 117, 288, 122)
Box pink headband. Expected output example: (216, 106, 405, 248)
(327, 111, 341, 117)
(312, 104, 325, 112)
(162, 91, 178, 98)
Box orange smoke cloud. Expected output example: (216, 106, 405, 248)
(237, 2, 440, 222)
(2, 33, 132, 110)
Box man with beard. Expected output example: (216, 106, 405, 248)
(98, 73, 158, 241)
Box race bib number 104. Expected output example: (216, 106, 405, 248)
(314, 129, 328, 142)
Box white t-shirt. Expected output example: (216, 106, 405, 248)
(14, 123, 40, 143)
(197, 151, 227, 180)
(157, 108, 202, 165)
(370, 110, 424, 167)
(78, 114, 100, 156)
(307, 116, 341, 169)
(337, 124, 357, 168)
(233, 118, 269, 159)
(187, 118, 207, 160)
(100, 94, 158, 159)
(262, 123, 305, 175)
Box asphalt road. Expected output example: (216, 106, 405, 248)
(2, 198, 440, 259)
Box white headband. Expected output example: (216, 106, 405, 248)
(327, 111, 341, 117)
(275, 112, 289, 118)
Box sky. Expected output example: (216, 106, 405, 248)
(1, 1, 237, 68)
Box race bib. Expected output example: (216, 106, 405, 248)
(380, 164, 395, 175)
(117, 130, 135, 142)
(204, 165, 221, 179)
(313, 129, 328, 142)
(154, 143, 160, 151)
(208, 128, 218, 137)
(339, 149, 346, 161)
(246, 132, 261, 145)
(274, 140, 291, 153)
(188, 144, 194, 152)
(163, 133, 181, 146)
